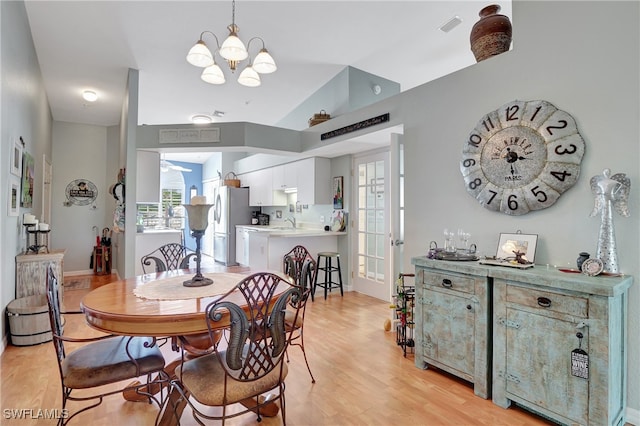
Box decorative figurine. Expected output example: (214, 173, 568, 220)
(589, 169, 630, 273)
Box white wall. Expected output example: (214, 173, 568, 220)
(51, 122, 109, 272)
(396, 0, 639, 417)
(0, 0, 53, 350)
(294, 0, 639, 417)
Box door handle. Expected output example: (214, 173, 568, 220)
(393, 239, 404, 246)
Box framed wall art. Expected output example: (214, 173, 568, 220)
(21, 150, 35, 208)
(495, 232, 538, 263)
(8, 175, 20, 216)
(333, 176, 343, 210)
(11, 138, 22, 177)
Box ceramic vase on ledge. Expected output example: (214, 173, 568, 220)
(470, 4, 512, 62)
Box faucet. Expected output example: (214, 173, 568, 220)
(284, 217, 296, 229)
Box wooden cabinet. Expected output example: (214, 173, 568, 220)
(296, 157, 330, 205)
(136, 150, 160, 203)
(412, 256, 633, 426)
(413, 261, 491, 398)
(491, 270, 632, 426)
(16, 249, 65, 298)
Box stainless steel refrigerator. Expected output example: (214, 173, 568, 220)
(212, 186, 254, 266)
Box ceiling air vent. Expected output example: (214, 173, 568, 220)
(159, 128, 220, 144)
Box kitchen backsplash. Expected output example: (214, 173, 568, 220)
(260, 194, 340, 230)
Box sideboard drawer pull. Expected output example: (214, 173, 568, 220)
(537, 297, 552, 308)
(441, 279, 453, 288)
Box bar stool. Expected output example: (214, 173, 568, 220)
(313, 252, 343, 300)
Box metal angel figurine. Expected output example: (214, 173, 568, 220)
(589, 169, 631, 273)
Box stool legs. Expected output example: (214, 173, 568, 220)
(313, 253, 343, 300)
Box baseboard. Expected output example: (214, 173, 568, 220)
(65, 269, 119, 279)
(65, 269, 95, 277)
(627, 407, 640, 425)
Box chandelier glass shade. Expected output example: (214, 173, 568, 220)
(186, 1, 276, 87)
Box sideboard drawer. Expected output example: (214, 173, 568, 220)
(421, 270, 475, 295)
(506, 284, 588, 318)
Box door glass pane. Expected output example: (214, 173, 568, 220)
(356, 156, 386, 285)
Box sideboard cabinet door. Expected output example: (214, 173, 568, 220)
(493, 276, 631, 426)
(414, 266, 490, 399)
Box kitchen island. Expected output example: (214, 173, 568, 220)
(236, 225, 346, 271)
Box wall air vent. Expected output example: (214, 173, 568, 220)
(159, 128, 220, 144)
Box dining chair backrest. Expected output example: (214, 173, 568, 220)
(205, 272, 304, 382)
(46, 265, 66, 363)
(282, 245, 314, 286)
(141, 243, 196, 273)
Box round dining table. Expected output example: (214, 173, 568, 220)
(80, 266, 288, 425)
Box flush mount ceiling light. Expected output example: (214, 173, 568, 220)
(186, 0, 276, 87)
(191, 114, 213, 124)
(82, 90, 98, 102)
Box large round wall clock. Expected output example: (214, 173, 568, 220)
(460, 100, 585, 215)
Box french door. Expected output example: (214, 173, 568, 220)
(352, 151, 390, 301)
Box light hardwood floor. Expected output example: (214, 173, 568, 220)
(0, 273, 553, 426)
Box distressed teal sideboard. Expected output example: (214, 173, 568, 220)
(411, 256, 633, 426)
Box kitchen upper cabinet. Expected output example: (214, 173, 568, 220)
(272, 163, 297, 191)
(296, 157, 330, 205)
(136, 150, 160, 203)
(246, 168, 286, 207)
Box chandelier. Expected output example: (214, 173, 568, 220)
(186, 0, 277, 87)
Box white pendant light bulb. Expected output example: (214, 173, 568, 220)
(219, 25, 248, 61)
(201, 63, 226, 84)
(187, 40, 214, 67)
(252, 48, 277, 74)
(237, 65, 261, 87)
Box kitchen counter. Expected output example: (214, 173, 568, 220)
(137, 228, 183, 234)
(236, 225, 345, 270)
(236, 225, 346, 238)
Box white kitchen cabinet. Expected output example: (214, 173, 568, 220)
(272, 163, 297, 191)
(136, 150, 160, 203)
(235, 228, 249, 266)
(248, 232, 268, 270)
(246, 168, 286, 207)
(296, 157, 331, 205)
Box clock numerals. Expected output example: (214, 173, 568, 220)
(530, 185, 548, 203)
(475, 184, 502, 212)
(460, 156, 481, 177)
(540, 110, 580, 143)
(499, 100, 525, 128)
(521, 100, 557, 129)
(499, 189, 531, 215)
(524, 182, 560, 211)
(547, 134, 585, 164)
(462, 100, 583, 215)
(550, 170, 572, 181)
(463, 170, 487, 198)
(540, 162, 581, 193)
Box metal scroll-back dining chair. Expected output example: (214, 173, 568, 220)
(168, 272, 305, 425)
(140, 243, 197, 274)
(283, 252, 317, 383)
(45, 265, 167, 425)
(283, 245, 315, 302)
